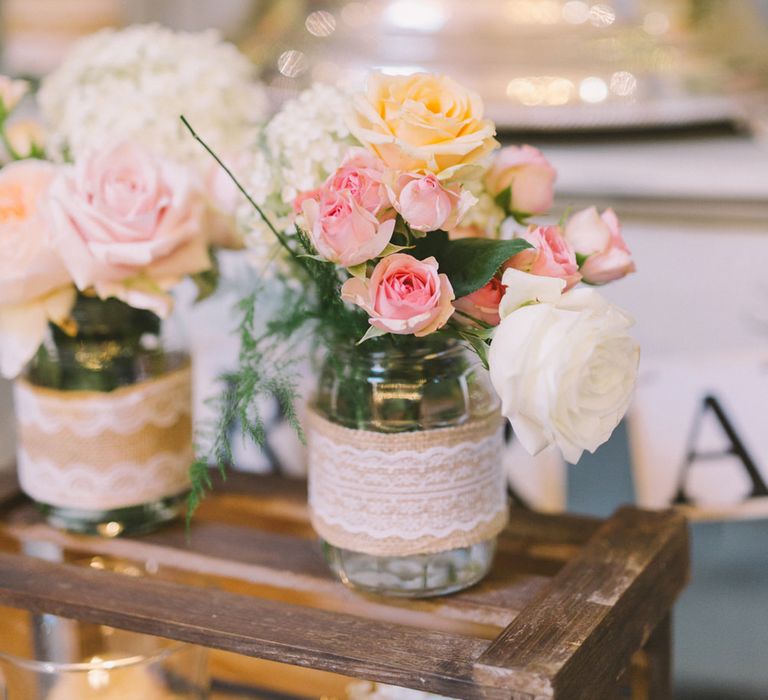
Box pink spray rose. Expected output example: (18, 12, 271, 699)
(327, 148, 388, 214)
(389, 173, 475, 233)
(505, 224, 581, 289)
(485, 145, 556, 216)
(47, 142, 210, 317)
(301, 190, 394, 267)
(0, 160, 75, 378)
(564, 207, 635, 285)
(454, 276, 504, 326)
(341, 254, 455, 336)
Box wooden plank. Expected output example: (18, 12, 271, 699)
(629, 614, 672, 700)
(0, 550, 523, 699)
(1, 507, 553, 633)
(474, 507, 689, 699)
(0, 469, 20, 512)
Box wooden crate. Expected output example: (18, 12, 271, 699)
(0, 471, 689, 699)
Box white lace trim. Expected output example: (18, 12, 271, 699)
(13, 365, 191, 437)
(17, 447, 193, 511)
(308, 411, 508, 556)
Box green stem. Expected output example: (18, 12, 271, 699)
(452, 308, 495, 330)
(179, 115, 296, 263)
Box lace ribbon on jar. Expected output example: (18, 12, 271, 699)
(14, 364, 193, 510)
(308, 409, 508, 557)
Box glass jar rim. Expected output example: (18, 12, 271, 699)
(0, 637, 187, 673)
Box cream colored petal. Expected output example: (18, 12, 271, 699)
(499, 268, 565, 319)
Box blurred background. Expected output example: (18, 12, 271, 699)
(1, 1, 767, 698)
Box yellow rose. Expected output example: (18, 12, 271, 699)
(349, 72, 499, 180)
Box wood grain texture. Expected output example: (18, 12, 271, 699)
(0, 473, 689, 699)
(0, 551, 510, 699)
(474, 507, 688, 699)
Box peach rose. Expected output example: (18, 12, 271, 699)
(454, 276, 504, 326)
(505, 224, 580, 289)
(349, 72, 499, 179)
(47, 142, 210, 317)
(301, 188, 394, 267)
(388, 173, 476, 233)
(341, 254, 455, 336)
(485, 145, 556, 216)
(564, 207, 636, 285)
(0, 160, 75, 378)
(448, 224, 488, 240)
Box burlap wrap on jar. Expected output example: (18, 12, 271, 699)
(307, 409, 508, 557)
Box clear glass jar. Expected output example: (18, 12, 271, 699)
(15, 295, 192, 536)
(312, 336, 504, 597)
(0, 612, 208, 699)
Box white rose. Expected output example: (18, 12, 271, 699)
(498, 267, 565, 319)
(489, 287, 639, 463)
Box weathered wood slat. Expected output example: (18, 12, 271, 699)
(0, 551, 512, 699)
(0, 472, 689, 699)
(474, 507, 689, 699)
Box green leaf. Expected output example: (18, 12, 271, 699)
(494, 186, 512, 213)
(380, 242, 413, 257)
(575, 252, 589, 268)
(413, 232, 533, 298)
(511, 211, 532, 226)
(493, 185, 533, 224)
(347, 262, 368, 279)
(410, 229, 450, 261)
(459, 330, 490, 369)
(357, 325, 388, 345)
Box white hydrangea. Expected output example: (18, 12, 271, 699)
(38, 24, 268, 171)
(265, 82, 357, 206)
(233, 82, 358, 273)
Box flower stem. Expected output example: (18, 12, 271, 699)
(179, 115, 296, 263)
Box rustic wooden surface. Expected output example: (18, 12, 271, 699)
(0, 472, 689, 699)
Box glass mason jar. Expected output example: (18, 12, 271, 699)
(14, 295, 193, 536)
(0, 612, 208, 699)
(310, 336, 507, 598)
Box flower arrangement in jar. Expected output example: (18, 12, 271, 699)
(0, 25, 267, 535)
(186, 71, 638, 596)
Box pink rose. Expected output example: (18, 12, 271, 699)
(327, 148, 388, 214)
(506, 224, 581, 289)
(485, 145, 556, 215)
(47, 142, 210, 317)
(0, 160, 75, 378)
(564, 207, 635, 285)
(389, 173, 475, 232)
(293, 186, 323, 215)
(301, 189, 394, 267)
(341, 254, 455, 336)
(454, 276, 504, 326)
